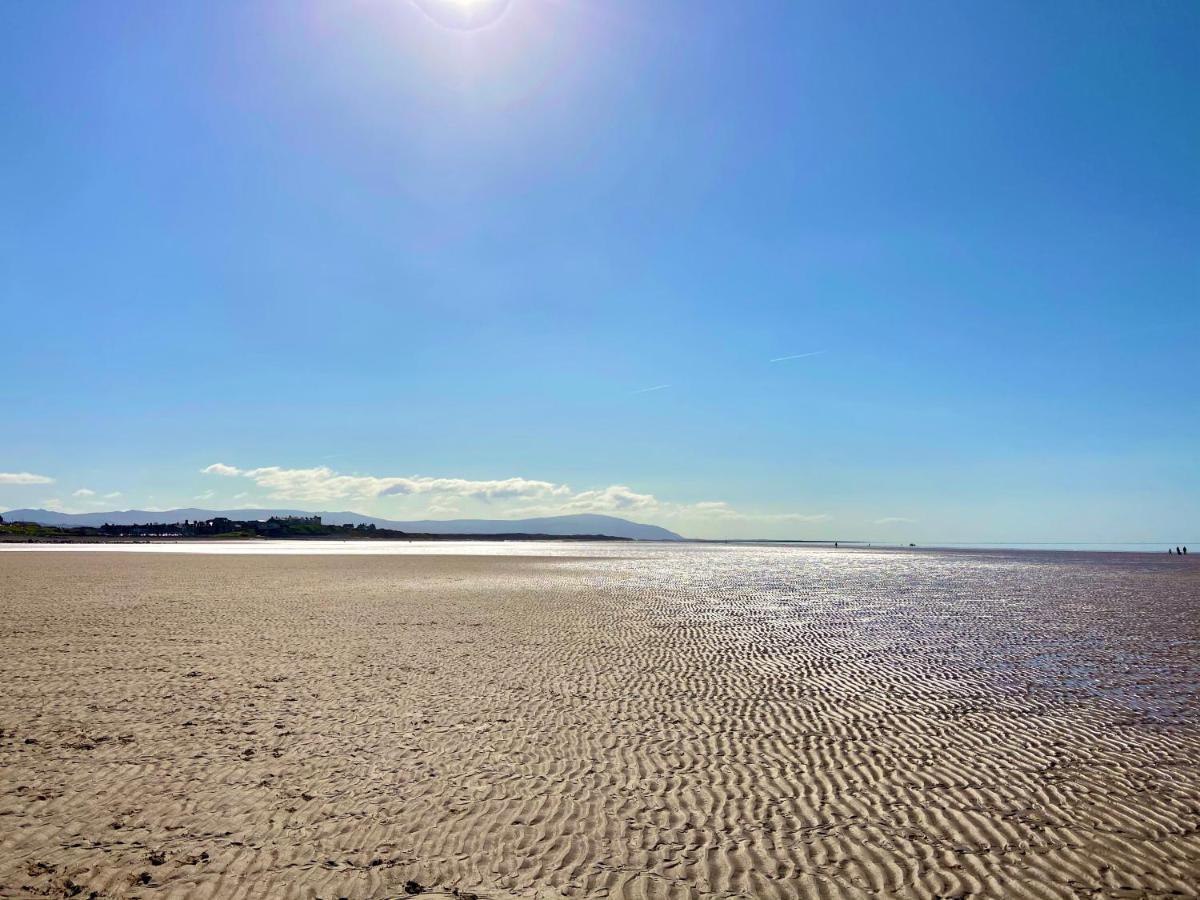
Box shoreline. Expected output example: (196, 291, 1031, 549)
(0, 535, 1191, 556)
(0, 533, 634, 545)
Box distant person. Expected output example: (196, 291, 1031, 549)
(1177, 547, 1183, 555)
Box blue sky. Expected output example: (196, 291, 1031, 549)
(2, 0, 1197, 541)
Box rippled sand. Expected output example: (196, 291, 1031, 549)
(1, 545, 1197, 899)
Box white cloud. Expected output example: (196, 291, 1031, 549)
(195, 490, 215, 501)
(199, 461, 829, 532)
(559, 484, 659, 512)
(103, 491, 122, 500)
(203, 463, 572, 505)
(875, 516, 917, 525)
(426, 496, 462, 516)
(632, 384, 671, 394)
(43, 498, 65, 511)
(73, 488, 96, 497)
(202, 463, 242, 477)
(0, 472, 54, 485)
(205, 463, 662, 515)
(379, 475, 570, 502)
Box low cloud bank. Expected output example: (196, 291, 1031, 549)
(201, 462, 827, 526)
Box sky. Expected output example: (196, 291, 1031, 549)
(1, 0, 1197, 542)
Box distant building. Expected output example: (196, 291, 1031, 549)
(268, 515, 322, 526)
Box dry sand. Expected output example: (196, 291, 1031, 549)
(0, 545, 1198, 899)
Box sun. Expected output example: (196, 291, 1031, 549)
(411, 0, 512, 30)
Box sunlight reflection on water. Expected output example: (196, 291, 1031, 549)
(2, 540, 1196, 718)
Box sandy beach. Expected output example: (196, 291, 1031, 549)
(1, 544, 1197, 899)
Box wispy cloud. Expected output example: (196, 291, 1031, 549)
(769, 350, 826, 363)
(875, 516, 917, 525)
(632, 384, 671, 394)
(0, 472, 54, 485)
(690, 501, 831, 523)
(71, 487, 119, 507)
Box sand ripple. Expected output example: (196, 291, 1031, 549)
(0, 546, 1197, 898)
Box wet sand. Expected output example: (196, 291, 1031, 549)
(1, 545, 1198, 898)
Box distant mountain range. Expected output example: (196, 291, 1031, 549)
(1, 508, 684, 541)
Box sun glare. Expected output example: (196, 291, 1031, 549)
(412, 0, 511, 30)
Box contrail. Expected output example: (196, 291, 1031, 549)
(632, 384, 671, 394)
(769, 350, 826, 363)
